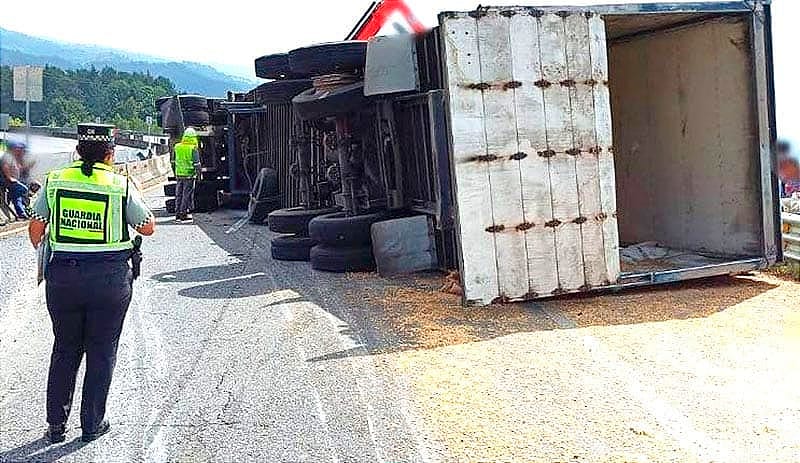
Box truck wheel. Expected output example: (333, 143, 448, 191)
(288, 41, 368, 76)
(310, 244, 375, 273)
(194, 194, 219, 212)
(255, 53, 308, 80)
(251, 168, 279, 200)
(165, 198, 176, 214)
(292, 82, 371, 121)
(249, 195, 282, 224)
(155, 96, 171, 111)
(227, 193, 250, 210)
(178, 95, 208, 111)
(210, 110, 228, 126)
(268, 206, 341, 235)
(194, 181, 219, 212)
(182, 110, 210, 126)
(271, 235, 317, 262)
(308, 210, 389, 247)
(164, 182, 176, 197)
(252, 79, 313, 105)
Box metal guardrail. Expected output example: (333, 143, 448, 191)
(782, 213, 800, 263)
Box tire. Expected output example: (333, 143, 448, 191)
(195, 194, 219, 212)
(310, 244, 375, 273)
(252, 80, 312, 105)
(227, 193, 250, 210)
(155, 96, 171, 111)
(210, 110, 228, 126)
(271, 235, 317, 262)
(165, 198, 176, 214)
(183, 110, 210, 126)
(178, 95, 208, 111)
(255, 53, 307, 80)
(251, 168, 279, 200)
(213, 178, 231, 193)
(268, 206, 341, 235)
(164, 182, 176, 197)
(249, 195, 281, 224)
(288, 41, 368, 76)
(207, 98, 224, 112)
(194, 181, 219, 212)
(292, 82, 370, 121)
(308, 210, 389, 247)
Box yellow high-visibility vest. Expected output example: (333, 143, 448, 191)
(46, 161, 132, 253)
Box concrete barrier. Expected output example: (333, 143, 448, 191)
(113, 155, 173, 192)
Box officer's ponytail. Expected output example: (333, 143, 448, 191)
(76, 141, 111, 177)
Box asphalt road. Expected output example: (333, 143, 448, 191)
(1, 192, 799, 462)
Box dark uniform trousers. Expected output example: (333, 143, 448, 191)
(44, 251, 133, 432)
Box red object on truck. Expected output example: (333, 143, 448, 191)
(347, 0, 427, 40)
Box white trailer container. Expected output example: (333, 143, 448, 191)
(438, 1, 778, 305)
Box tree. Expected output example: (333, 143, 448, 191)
(0, 64, 177, 130)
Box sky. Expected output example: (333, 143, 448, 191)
(1, 0, 798, 143)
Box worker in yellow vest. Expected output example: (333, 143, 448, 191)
(173, 127, 201, 222)
(27, 123, 156, 443)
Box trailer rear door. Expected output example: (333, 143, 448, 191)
(440, 8, 620, 305)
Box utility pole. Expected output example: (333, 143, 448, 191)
(25, 66, 31, 149)
(146, 115, 153, 157)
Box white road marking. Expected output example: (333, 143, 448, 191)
(312, 304, 394, 463)
(295, 339, 342, 463)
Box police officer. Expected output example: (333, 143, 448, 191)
(27, 123, 156, 443)
(173, 127, 200, 222)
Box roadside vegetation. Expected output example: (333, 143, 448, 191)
(0, 65, 176, 131)
(768, 261, 800, 281)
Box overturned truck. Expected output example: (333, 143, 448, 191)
(215, 0, 781, 305)
(156, 94, 236, 213)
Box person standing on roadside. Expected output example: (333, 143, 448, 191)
(173, 127, 201, 222)
(27, 123, 156, 444)
(1, 140, 31, 219)
(778, 140, 800, 197)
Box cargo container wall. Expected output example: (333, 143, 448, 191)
(440, 8, 621, 305)
(439, 2, 777, 305)
(609, 15, 762, 259)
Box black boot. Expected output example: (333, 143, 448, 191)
(81, 420, 111, 442)
(45, 424, 66, 444)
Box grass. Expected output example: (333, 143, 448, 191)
(767, 261, 800, 281)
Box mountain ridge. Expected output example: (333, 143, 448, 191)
(0, 27, 257, 97)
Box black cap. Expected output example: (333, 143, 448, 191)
(77, 123, 115, 143)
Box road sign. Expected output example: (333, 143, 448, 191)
(12, 66, 43, 102)
(146, 116, 153, 126)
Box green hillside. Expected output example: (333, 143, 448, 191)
(0, 27, 255, 96)
(0, 65, 176, 131)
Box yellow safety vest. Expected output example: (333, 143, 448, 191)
(46, 161, 132, 253)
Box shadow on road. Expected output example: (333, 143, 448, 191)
(0, 436, 86, 463)
(154, 208, 779, 360)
